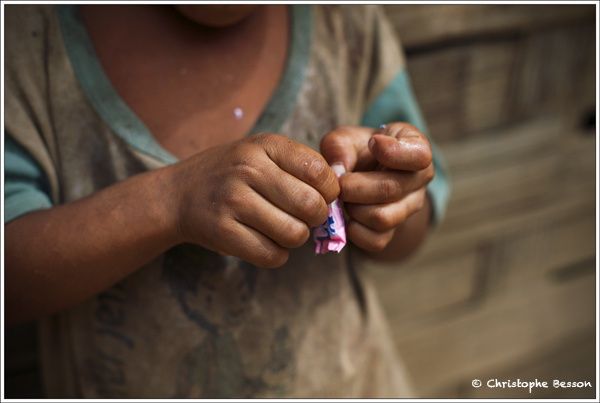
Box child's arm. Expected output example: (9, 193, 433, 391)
(5, 134, 339, 326)
(5, 167, 180, 326)
(320, 123, 434, 261)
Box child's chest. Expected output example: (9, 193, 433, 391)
(81, 5, 289, 160)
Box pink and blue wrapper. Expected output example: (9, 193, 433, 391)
(313, 164, 347, 254)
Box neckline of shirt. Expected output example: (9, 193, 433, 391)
(55, 4, 313, 165)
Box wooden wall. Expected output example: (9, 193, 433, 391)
(366, 4, 596, 398)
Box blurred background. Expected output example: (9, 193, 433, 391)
(365, 4, 596, 398)
(4, 4, 597, 399)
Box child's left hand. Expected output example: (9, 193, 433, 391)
(320, 123, 434, 253)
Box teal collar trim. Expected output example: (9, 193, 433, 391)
(56, 5, 312, 164)
(253, 6, 312, 134)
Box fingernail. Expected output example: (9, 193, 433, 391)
(331, 162, 346, 177)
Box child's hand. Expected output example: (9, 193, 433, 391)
(320, 123, 434, 253)
(167, 134, 340, 268)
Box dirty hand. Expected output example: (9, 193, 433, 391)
(320, 123, 434, 252)
(168, 134, 340, 267)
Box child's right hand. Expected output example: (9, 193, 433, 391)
(166, 133, 340, 268)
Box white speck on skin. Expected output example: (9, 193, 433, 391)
(233, 107, 244, 120)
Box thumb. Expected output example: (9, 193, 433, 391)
(368, 130, 432, 171)
(320, 126, 376, 172)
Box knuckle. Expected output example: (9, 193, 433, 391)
(283, 221, 310, 247)
(388, 123, 418, 139)
(377, 178, 400, 202)
(412, 147, 433, 171)
(214, 218, 235, 240)
(319, 127, 355, 172)
(368, 236, 389, 253)
(424, 164, 435, 183)
(377, 231, 395, 251)
(323, 125, 353, 139)
(234, 162, 260, 182)
(420, 147, 433, 169)
(222, 189, 245, 210)
(334, 125, 355, 133)
(257, 247, 289, 268)
(414, 192, 426, 210)
(298, 189, 321, 211)
(397, 203, 410, 222)
(398, 124, 418, 138)
(305, 157, 329, 185)
(319, 130, 341, 149)
(231, 141, 258, 160)
(296, 190, 327, 225)
(251, 132, 283, 147)
(250, 132, 270, 143)
(372, 209, 395, 231)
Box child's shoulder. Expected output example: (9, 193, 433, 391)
(317, 4, 381, 25)
(312, 5, 402, 70)
(314, 5, 382, 42)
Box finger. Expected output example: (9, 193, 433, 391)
(347, 220, 396, 253)
(215, 218, 289, 268)
(368, 123, 432, 171)
(339, 166, 434, 204)
(320, 126, 378, 172)
(254, 134, 340, 203)
(248, 157, 330, 227)
(233, 190, 310, 249)
(345, 189, 427, 231)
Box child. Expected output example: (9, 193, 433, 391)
(4, 4, 450, 398)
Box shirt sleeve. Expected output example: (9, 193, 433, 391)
(4, 135, 53, 223)
(361, 68, 451, 225)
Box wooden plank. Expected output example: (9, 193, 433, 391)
(493, 216, 596, 290)
(366, 250, 480, 323)
(421, 191, 594, 266)
(368, 210, 595, 328)
(405, 24, 596, 142)
(440, 117, 585, 174)
(509, 24, 597, 124)
(391, 270, 596, 396)
(407, 117, 595, 262)
(407, 40, 517, 141)
(385, 5, 595, 49)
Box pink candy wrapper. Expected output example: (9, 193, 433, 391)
(313, 164, 347, 254)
